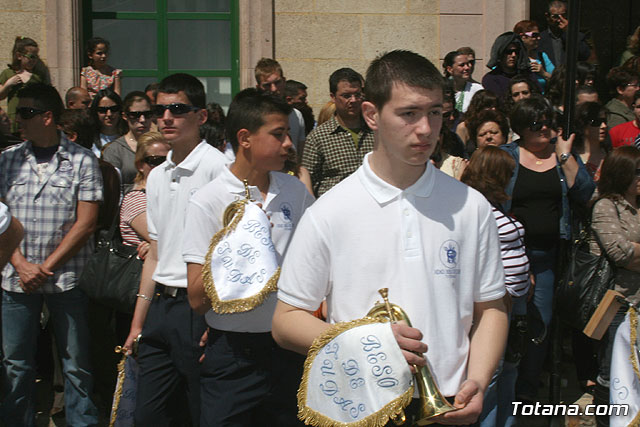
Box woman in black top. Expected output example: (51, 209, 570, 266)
(500, 95, 595, 403)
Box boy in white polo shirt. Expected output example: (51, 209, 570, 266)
(272, 50, 509, 426)
(183, 88, 314, 425)
(123, 73, 227, 425)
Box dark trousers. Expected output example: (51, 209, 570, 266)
(134, 289, 206, 426)
(199, 329, 305, 427)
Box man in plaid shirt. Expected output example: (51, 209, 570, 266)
(0, 83, 101, 426)
(301, 67, 374, 197)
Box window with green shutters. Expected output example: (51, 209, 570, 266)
(83, 0, 239, 109)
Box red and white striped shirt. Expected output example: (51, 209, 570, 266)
(492, 206, 530, 297)
(120, 190, 146, 247)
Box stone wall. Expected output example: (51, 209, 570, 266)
(273, 0, 440, 112)
(272, 0, 528, 112)
(0, 0, 78, 107)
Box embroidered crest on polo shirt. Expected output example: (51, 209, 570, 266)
(435, 240, 461, 277)
(276, 202, 293, 230)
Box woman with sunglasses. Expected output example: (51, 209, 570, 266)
(500, 95, 595, 405)
(102, 91, 153, 194)
(573, 102, 611, 181)
(90, 89, 126, 156)
(514, 20, 554, 93)
(119, 131, 169, 256)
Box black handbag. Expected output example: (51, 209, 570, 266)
(78, 206, 142, 314)
(556, 220, 617, 331)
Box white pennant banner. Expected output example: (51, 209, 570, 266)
(203, 202, 280, 313)
(609, 308, 640, 427)
(299, 319, 413, 426)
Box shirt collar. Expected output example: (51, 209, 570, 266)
(165, 140, 208, 172)
(23, 132, 71, 160)
(220, 165, 281, 205)
(329, 115, 370, 135)
(357, 152, 435, 205)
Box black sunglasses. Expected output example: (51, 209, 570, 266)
(151, 103, 200, 118)
(144, 155, 166, 167)
(16, 106, 47, 119)
(636, 168, 640, 177)
(126, 110, 152, 120)
(96, 105, 121, 114)
(588, 118, 606, 127)
(505, 49, 518, 56)
(442, 111, 456, 119)
(529, 119, 552, 131)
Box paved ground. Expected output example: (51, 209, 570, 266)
(32, 331, 597, 427)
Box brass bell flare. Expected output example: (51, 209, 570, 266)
(367, 288, 457, 426)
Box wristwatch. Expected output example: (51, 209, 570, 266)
(559, 152, 570, 165)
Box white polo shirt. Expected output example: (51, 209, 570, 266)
(289, 108, 306, 151)
(147, 141, 228, 288)
(0, 202, 10, 235)
(456, 81, 484, 113)
(277, 152, 505, 396)
(183, 166, 314, 332)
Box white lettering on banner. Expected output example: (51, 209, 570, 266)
(512, 401, 629, 417)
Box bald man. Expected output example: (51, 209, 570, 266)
(65, 86, 91, 109)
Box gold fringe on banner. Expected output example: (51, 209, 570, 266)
(109, 346, 127, 427)
(298, 317, 415, 427)
(202, 202, 279, 314)
(628, 307, 640, 427)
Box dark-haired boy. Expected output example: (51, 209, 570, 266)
(273, 50, 508, 426)
(0, 83, 101, 425)
(183, 88, 313, 425)
(123, 73, 227, 425)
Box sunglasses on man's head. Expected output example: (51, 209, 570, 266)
(529, 119, 552, 132)
(96, 105, 121, 114)
(151, 103, 200, 118)
(144, 155, 166, 167)
(588, 118, 606, 127)
(16, 106, 47, 120)
(126, 110, 152, 120)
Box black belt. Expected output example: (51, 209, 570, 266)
(155, 283, 187, 298)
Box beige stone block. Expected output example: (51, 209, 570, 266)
(408, 0, 439, 14)
(0, 0, 20, 10)
(275, 14, 361, 59)
(274, 0, 313, 13)
(439, 0, 483, 15)
(361, 15, 439, 64)
(440, 15, 483, 58)
(21, 0, 45, 12)
(277, 59, 315, 85)
(314, 0, 406, 14)
(0, 13, 45, 55)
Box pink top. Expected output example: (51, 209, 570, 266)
(120, 190, 146, 247)
(81, 65, 121, 98)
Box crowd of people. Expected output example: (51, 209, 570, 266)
(0, 0, 639, 425)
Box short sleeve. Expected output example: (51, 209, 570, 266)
(114, 69, 122, 77)
(121, 191, 147, 225)
(78, 152, 103, 202)
(182, 197, 221, 265)
(474, 199, 507, 302)
(277, 209, 331, 311)
(146, 172, 159, 241)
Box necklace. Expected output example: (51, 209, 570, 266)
(535, 159, 543, 165)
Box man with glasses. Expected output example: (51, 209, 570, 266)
(610, 91, 640, 148)
(0, 83, 101, 426)
(538, 0, 591, 67)
(302, 68, 374, 197)
(605, 67, 640, 128)
(123, 73, 227, 425)
(254, 58, 306, 152)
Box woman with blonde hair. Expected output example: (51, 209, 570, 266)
(119, 131, 170, 257)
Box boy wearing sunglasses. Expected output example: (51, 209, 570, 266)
(182, 88, 314, 425)
(124, 73, 228, 425)
(0, 83, 101, 425)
